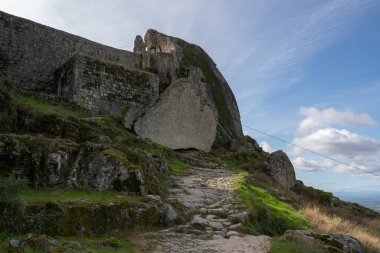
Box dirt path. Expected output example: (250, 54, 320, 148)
(140, 155, 270, 253)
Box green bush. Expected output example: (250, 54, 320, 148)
(0, 175, 29, 201)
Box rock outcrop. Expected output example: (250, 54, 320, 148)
(0, 9, 243, 148)
(134, 68, 218, 152)
(132, 29, 243, 146)
(283, 230, 365, 253)
(267, 150, 296, 189)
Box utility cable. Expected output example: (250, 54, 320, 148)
(242, 124, 380, 178)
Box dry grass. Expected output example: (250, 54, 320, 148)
(303, 206, 380, 253)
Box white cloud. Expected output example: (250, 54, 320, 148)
(292, 157, 332, 172)
(293, 128, 380, 158)
(259, 141, 274, 153)
(292, 107, 380, 175)
(297, 107, 376, 136)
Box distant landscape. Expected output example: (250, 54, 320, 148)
(334, 192, 380, 213)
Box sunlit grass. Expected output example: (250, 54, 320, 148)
(239, 185, 312, 236)
(14, 93, 90, 118)
(303, 205, 380, 253)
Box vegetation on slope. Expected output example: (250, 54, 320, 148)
(238, 184, 312, 236)
(1, 80, 379, 252)
(304, 205, 380, 253)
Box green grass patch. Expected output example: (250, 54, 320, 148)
(14, 93, 90, 118)
(57, 234, 138, 253)
(18, 189, 149, 205)
(0, 234, 138, 253)
(239, 185, 312, 236)
(270, 237, 324, 253)
(168, 157, 188, 176)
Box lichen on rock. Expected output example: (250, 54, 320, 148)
(134, 67, 218, 152)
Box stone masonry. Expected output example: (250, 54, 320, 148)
(55, 54, 159, 116)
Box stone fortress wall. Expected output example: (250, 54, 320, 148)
(0, 10, 141, 93)
(56, 54, 159, 116)
(0, 10, 243, 150)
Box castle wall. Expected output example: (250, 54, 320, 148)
(0, 11, 141, 93)
(56, 54, 159, 116)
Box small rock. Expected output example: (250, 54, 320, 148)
(147, 195, 162, 201)
(199, 208, 207, 214)
(229, 211, 250, 224)
(206, 214, 216, 220)
(212, 235, 225, 240)
(191, 216, 209, 228)
(225, 231, 240, 239)
(208, 208, 226, 216)
(229, 223, 242, 230)
(209, 221, 224, 230)
(9, 239, 21, 248)
(223, 221, 231, 226)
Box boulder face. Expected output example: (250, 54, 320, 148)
(283, 230, 365, 253)
(134, 68, 218, 152)
(267, 150, 296, 189)
(132, 29, 243, 147)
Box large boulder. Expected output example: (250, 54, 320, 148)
(133, 29, 243, 145)
(267, 150, 296, 189)
(134, 68, 218, 152)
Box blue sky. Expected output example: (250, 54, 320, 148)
(1, 0, 380, 192)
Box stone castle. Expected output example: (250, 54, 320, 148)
(0, 10, 243, 151)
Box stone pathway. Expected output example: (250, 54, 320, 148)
(140, 155, 270, 253)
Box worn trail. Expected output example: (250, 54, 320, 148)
(140, 155, 270, 253)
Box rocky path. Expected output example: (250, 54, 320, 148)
(140, 156, 270, 253)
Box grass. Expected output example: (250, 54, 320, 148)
(211, 154, 312, 236)
(0, 233, 138, 253)
(303, 205, 380, 253)
(270, 237, 324, 253)
(167, 157, 188, 175)
(17, 189, 149, 205)
(239, 184, 312, 236)
(57, 234, 138, 253)
(14, 93, 90, 118)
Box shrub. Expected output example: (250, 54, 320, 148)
(0, 175, 29, 201)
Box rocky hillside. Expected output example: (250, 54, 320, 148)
(0, 10, 379, 253)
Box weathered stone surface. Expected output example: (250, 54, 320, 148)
(56, 54, 159, 116)
(132, 29, 243, 143)
(267, 150, 296, 189)
(0, 134, 171, 195)
(0, 10, 141, 92)
(69, 153, 146, 194)
(1, 10, 243, 145)
(0, 198, 171, 236)
(133, 35, 146, 53)
(134, 68, 218, 152)
(283, 230, 365, 253)
(123, 104, 144, 130)
(144, 29, 179, 53)
(8, 239, 21, 248)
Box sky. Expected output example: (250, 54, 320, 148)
(1, 0, 380, 192)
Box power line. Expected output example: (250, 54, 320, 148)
(242, 124, 380, 178)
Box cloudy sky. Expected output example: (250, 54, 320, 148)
(1, 0, 380, 192)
